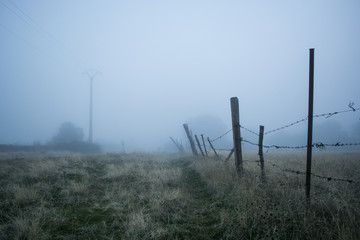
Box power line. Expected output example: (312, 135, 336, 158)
(6, 0, 64, 49)
(0, 0, 86, 68)
(0, 1, 51, 43)
(0, 22, 56, 61)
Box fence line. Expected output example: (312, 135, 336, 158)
(186, 129, 360, 156)
(179, 50, 360, 204)
(182, 124, 360, 187)
(205, 105, 359, 144)
(267, 161, 360, 184)
(180, 101, 359, 192)
(241, 138, 360, 150)
(186, 128, 360, 157)
(240, 125, 259, 136)
(224, 156, 360, 185)
(264, 118, 308, 135)
(240, 158, 360, 185)
(208, 124, 262, 143)
(264, 105, 360, 135)
(209, 129, 232, 142)
(212, 147, 233, 152)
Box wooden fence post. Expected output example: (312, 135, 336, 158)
(195, 134, 205, 157)
(201, 134, 208, 157)
(225, 148, 234, 162)
(183, 123, 198, 156)
(169, 137, 184, 152)
(230, 97, 243, 173)
(207, 137, 219, 159)
(306, 48, 315, 206)
(258, 125, 266, 182)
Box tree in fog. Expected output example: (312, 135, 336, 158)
(52, 122, 84, 144)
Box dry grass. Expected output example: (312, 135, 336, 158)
(0, 151, 359, 239)
(191, 151, 360, 239)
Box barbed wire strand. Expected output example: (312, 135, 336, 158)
(240, 125, 259, 136)
(213, 148, 233, 152)
(264, 107, 360, 135)
(267, 161, 360, 184)
(264, 117, 308, 135)
(222, 155, 360, 184)
(241, 138, 360, 150)
(209, 129, 232, 142)
(203, 105, 359, 147)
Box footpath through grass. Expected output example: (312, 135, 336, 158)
(169, 159, 224, 239)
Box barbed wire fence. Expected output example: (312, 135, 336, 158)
(178, 103, 360, 188)
(201, 104, 360, 149)
(176, 49, 360, 204)
(265, 104, 360, 135)
(267, 161, 360, 184)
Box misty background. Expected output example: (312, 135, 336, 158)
(1, 0, 359, 152)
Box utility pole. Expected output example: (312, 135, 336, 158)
(83, 69, 101, 144)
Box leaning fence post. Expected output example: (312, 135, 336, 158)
(306, 48, 315, 206)
(183, 123, 198, 156)
(195, 135, 205, 157)
(169, 137, 184, 153)
(201, 134, 208, 157)
(230, 97, 243, 173)
(207, 137, 219, 159)
(258, 125, 266, 182)
(225, 148, 234, 162)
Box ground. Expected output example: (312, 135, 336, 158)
(0, 151, 359, 239)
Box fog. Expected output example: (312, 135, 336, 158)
(1, 0, 359, 152)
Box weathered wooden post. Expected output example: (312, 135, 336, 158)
(230, 97, 243, 173)
(207, 137, 219, 159)
(195, 135, 205, 157)
(258, 125, 266, 182)
(183, 123, 198, 156)
(169, 137, 184, 152)
(306, 48, 315, 206)
(201, 134, 208, 157)
(225, 148, 234, 162)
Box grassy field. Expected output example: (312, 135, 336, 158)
(0, 151, 359, 239)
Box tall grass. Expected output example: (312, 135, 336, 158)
(191, 151, 360, 239)
(0, 151, 359, 239)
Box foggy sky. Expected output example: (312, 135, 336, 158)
(1, 0, 360, 152)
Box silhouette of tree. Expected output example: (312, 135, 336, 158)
(52, 122, 84, 144)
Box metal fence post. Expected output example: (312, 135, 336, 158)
(306, 48, 315, 206)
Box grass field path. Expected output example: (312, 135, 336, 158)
(171, 159, 224, 239)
